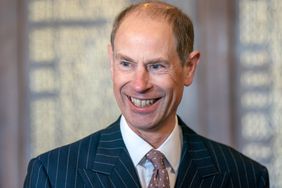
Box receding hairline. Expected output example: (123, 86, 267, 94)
(111, 1, 195, 63)
(111, 1, 179, 47)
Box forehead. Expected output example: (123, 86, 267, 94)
(113, 14, 178, 62)
(115, 12, 175, 44)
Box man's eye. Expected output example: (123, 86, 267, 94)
(149, 64, 165, 70)
(120, 60, 130, 67)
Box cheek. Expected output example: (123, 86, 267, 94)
(156, 74, 185, 101)
(153, 71, 184, 88)
(112, 70, 121, 91)
(112, 70, 129, 90)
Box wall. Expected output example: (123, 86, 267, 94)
(0, 0, 22, 187)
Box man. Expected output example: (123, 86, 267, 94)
(24, 1, 269, 188)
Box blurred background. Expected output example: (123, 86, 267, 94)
(0, 0, 281, 187)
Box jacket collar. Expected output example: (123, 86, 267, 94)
(79, 117, 141, 187)
(79, 116, 226, 188)
(175, 117, 223, 187)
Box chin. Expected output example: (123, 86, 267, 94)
(128, 118, 162, 131)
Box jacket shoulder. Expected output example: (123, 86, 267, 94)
(200, 135, 269, 187)
(24, 119, 121, 187)
(179, 117, 269, 187)
(39, 130, 100, 164)
(36, 118, 120, 166)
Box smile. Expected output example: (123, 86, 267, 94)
(130, 97, 158, 108)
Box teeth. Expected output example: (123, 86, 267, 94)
(130, 97, 155, 107)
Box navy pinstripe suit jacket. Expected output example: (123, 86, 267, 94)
(24, 117, 269, 188)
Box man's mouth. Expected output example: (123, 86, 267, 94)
(130, 97, 159, 108)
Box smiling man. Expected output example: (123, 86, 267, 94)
(109, 9, 198, 149)
(24, 1, 269, 188)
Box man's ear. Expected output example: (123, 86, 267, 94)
(183, 50, 200, 86)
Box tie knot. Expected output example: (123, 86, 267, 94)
(146, 149, 166, 169)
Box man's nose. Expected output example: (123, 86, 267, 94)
(132, 67, 152, 92)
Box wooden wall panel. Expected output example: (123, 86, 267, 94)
(195, 0, 236, 147)
(0, 0, 21, 187)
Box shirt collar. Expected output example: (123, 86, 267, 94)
(120, 115, 182, 173)
(158, 118, 182, 172)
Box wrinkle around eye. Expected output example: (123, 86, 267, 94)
(147, 63, 169, 74)
(118, 60, 134, 70)
(150, 64, 165, 69)
(120, 60, 130, 67)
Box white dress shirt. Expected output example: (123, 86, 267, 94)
(120, 116, 183, 188)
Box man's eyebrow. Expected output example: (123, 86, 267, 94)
(145, 58, 169, 65)
(115, 53, 169, 64)
(115, 53, 135, 62)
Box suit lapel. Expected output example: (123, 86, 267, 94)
(79, 119, 141, 188)
(79, 117, 229, 188)
(175, 117, 229, 188)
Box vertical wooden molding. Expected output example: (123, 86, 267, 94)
(195, 0, 236, 147)
(0, 0, 20, 187)
(18, 0, 30, 185)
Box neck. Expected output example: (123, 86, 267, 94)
(130, 117, 176, 148)
(140, 131, 172, 148)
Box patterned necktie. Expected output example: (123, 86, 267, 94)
(146, 149, 170, 188)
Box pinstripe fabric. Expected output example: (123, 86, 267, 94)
(24, 116, 269, 188)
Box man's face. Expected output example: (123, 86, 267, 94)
(109, 14, 197, 134)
